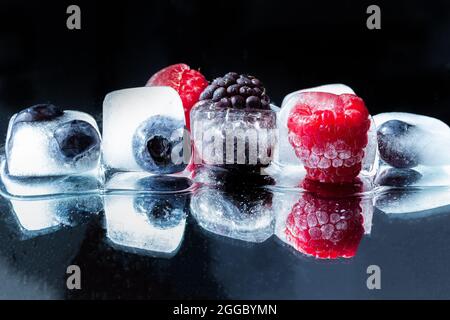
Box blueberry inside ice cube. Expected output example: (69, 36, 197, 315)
(375, 168, 423, 187)
(132, 115, 187, 174)
(134, 194, 187, 230)
(377, 120, 419, 168)
(54, 120, 101, 161)
(14, 104, 64, 124)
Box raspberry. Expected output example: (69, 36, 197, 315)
(284, 180, 364, 259)
(199, 72, 270, 110)
(287, 92, 370, 183)
(146, 63, 208, 129)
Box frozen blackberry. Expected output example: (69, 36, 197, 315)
(199, 72, 270, 109)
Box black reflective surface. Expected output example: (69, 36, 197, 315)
(1, 186, 450, 300)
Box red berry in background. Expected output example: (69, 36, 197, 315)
(284, 180, 365, 259)
(146, 63, 208, 129)
(287, 92, 371, 183)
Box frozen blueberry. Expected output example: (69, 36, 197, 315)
(14, 104, 64, 124)
(54, 120, 101, 161)
(375, 168, 422, 187)
(134, 194, 189, 230)
(132, 115, 187, 174)
(377, 120, 419, 168)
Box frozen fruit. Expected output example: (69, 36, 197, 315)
(377, 120, 419, 168)
(285, 182, 364, 259)
(14, 104, 64, 124)
(6, 106, 101, 177)
(102, 87, 186, 173)
(191, 72, 275, 173)
(375, 168, 422, 187)
(146, 63, 208, 129)
(190, 102, 276, 174)
(199, 72, 270, 109)
(54, 120, 101, 161)
(132, 115, 187, 174)
(287, 92, 371, 183)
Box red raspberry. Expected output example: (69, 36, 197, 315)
(287, 92, 370, 183)
(284, 180, 365, 259)
(146, 63, 208, 129)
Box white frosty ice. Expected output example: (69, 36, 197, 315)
(102, 86, 185, 172)
(104, 173, 187, 257)
(373, 112, 450, 167)
(5, 110, 101, 177)
(190, 186, 274, 243)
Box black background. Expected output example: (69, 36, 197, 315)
(1, 0, 450, 301)
(1, 0, 449, 138)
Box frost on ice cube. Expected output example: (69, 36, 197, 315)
(273, 84, 377, 184)
(190, 184, 274, 243)
(104, 173, 189, 257)
(374, 112, 450, 169)
(5, 104, 101, 177)
(102, 87, 189, 174)
(190, 100, 277, 173)
(274, 183, 373, 259)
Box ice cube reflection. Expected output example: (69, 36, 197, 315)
(104, 174, 190, 257)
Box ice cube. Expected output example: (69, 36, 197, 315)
(274, 84, 377, 183)
(0, 158, 102, 197)
(102, 87, 188, 174)
(104, 173, 188, 257)
(5, 104, 101, 177)
(190, 185, 274, 243)
(190, 101, 277, 173)
(374, 112, 450, 168)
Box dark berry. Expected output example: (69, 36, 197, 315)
(212, 87, 226, 101)
(215, 98, 231, 108)
(246, 96, 261, 109)
(227, 84, 240, 95)
(375, 168, 422, 187)
(132, 115, 187, 174)
(54, 120, 101, 160)
(377, 120, 419, 168)
(231, 95, 245, 108)
(198, 72, 270, 110)
(14, 104, 64, 124)
(134, 176, 190, 229)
